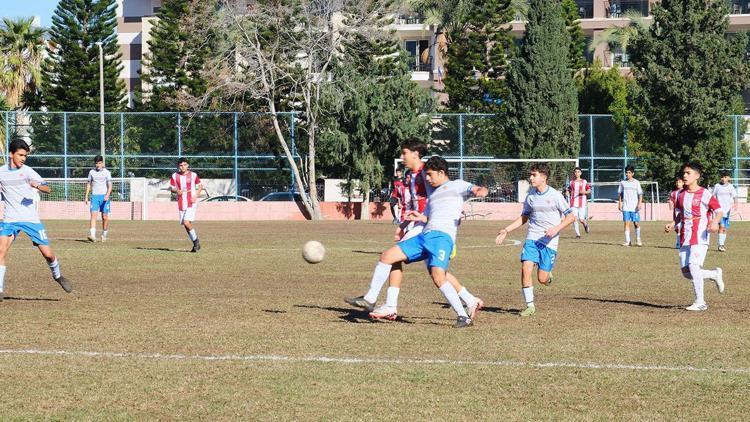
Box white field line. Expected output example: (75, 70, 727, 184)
(0, 348, 747, 374)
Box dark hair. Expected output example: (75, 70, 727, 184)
(529, 162, 550, 179)
(177, 157, 188, 165)
(574, 167, 581, 171)
(720, 170, 731, 178)
(625, 165, 635, 173)
(400, 139, 428, 158)
(94, 155, 103, 163)
(424, 156, 449, 174)
(9, 138, 30, 153)
(683, 161, 703, 176)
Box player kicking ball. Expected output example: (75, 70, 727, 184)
(358, 156, 487, 328)
(0, 139, 73, 300)
(712, 171, 738, 252)
(84, 155, 112, 242)
(665, 162, 724, 312)
(169, 158, 202, 252)
(618, 166, 643, 246)
(495, 163, 576, 317)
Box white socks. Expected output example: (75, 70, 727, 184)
(364, 262, 392, 304)
(89, 228, 96, 237)
(719, 233, 726, 246)
(636, 227, 641, 242)
(188, 229, 198, 241)
(702, 268, 719, 281)
(457, 287, 478, 309)
(385, 286, 400, 308)
(102, 230, 108, 238)
(439, 282, 467, 317)
(522, 286, 534, 306)
(573, 220, 580, 236)
(624, 230, 631, 244)
(49, 259, 61, 280)
(0, 265, 5, 292)
(688, 263, 705, 305)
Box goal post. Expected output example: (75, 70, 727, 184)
(589, 180, 661, 220)
(39, 178, 150, 220)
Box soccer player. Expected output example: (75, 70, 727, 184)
(358, 156, 488, 327)
(712, 171, 738, 252)
(667, 178, 684, 249)
(389, 168, 405, 224)
(495, 163, 576, 317)
(618, 165, 643, 246)
(566, 167, 590, 238)
(0, 139, 73, 300)
(84, 155, 112, 242)
(169, 158, 202, 252)
(665, 162, 724, 311)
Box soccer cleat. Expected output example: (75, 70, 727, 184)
(718, 245, 726, 252)
(714, 267, 724, 294)
(454, 315, 473, 328)
(191, 239, 201, 253)
(345, 296, 376, 312)
(0, 290, 4, 301)
(575, 235, 581, 239)
(467, 298, 484, 321)
(87, 235, 96, 243)
(635, 240, 643, 247)
(369, 305, 398, 321)
(621, 242, 631, 247)
(55, 276, 73, 293)
(685, 303, 708, 312)
(520, 304, 536, 317)
(101, 235, 107, 243)
(584, 224, 590, 234)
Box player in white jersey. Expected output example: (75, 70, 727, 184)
(84, 155, 112, 242)
(169, 158, 203, 252)
(358, 156, 488, 328)
(0, 139, 73, 300)
(566, 167, 590, 238)
(665, 162, 724, 311)
(496, 163, 576, 317)
(712, 171, 737, 252)
(617, 166, 643, 246)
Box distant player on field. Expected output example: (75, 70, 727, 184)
(566, 167, 590, 238)
(170, 158, 202, 252)
(712, 171, 737, 252)
(495, 162, 576, 317)
(357, 156, 487, 328)
(0, 139, 73, 300)
(667, 178, 685, 249)
(84, 155, 112, 242)
(665, 162, 724, 311)
(389, 168, 405, 224)
(618, 165, 643, 246)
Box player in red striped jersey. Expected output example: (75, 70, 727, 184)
(667, 178, 684, 249)
(665, 162, 724, 312)
(566, 167, 590, 238)
(169, 158, 203, 252)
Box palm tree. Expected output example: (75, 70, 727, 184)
(588, 10, 650, 67)
(0, 17, 47, 108)
(408, 0, 474, 76)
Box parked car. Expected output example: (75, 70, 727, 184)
(258, 192, 303, 202)
(202, 195, 251, 202)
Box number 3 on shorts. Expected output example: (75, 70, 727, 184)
(38, 229, 47, 241)
(438, 250, 446, 261)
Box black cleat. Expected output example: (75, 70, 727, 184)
(191, 239, 201, 253)
(345, 296, 375, 312)
(55, 276, 73, 293)
(454, 316, 473, 328)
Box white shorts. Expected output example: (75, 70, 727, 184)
(679, 244, 708, 268)
(401, 222, 425, 241)
(179, 206, 197, 224)
(572, 206, 588, 221)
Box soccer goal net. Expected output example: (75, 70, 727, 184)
(589, 180, 662, 220)
(394, 157, 580, 202)
(38, 178, 150, 220)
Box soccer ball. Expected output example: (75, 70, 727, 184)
(302, 240, 326, 264)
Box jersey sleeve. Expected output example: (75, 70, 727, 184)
(732, 186, 738, 199)
(88, 170, 93, 182)
(637, 183, 643, 196)
(522, 196, 532, 217)
(453, 180, 475, 198)
(556, 191, 572, 215)
(708, 195, 722, 213)
(169, 173, 177, 188)
(194, 174, 201, 185)
(618, 182, 624, 195)
(106, 170, 112, 182)
(26, 167, 46, 185)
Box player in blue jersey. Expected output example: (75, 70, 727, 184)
(84, 155, 113, 242)
(359, 156, 488, 328)
(495, 162, 576, 317)
(0, 139, 73, 300)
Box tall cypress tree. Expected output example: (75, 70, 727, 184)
(42, 0, 125, 111)
(562, 0, 586, 70)
(629, 0, 749, 187)
(504, 0, 579, 159)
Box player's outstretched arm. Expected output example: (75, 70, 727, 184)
(496, 215, 528, 245)
(405, 210, 427, 224)
(32, 181, 50, 194)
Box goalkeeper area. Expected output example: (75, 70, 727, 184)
(0, 219, 748, 419)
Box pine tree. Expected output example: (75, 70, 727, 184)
(504, 0, 579, 159)
(42, 0, 125, 111)
(629, 0, 749, 186)
(562, 0, 586, 70)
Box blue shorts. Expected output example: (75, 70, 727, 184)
(0, 222, 50, 246)
(623, 211, 641, 222)
(720, 215, 731, 229)
(90, 194, 111, 214)
(397, 231, 454, 271)
(520, 240, 557, 272)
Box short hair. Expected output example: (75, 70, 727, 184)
(177, 157, 188, 165)
(94, 155, 103, 163)
(720, 170, 731, 178)
(424, 155, 449, 174)
(683, 161, 703, 176)
(574, 167, 581, 171)
(625, 165, 635, 173)
(400, 139, 428, 158)
(9, 138, 30, 153)
(529, 162, 550, 179)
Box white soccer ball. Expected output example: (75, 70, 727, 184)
(302, 240, 326, 264)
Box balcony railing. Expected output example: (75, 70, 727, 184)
(606, 0, 650, 18)
(727, 1, 750, 14)
(408, 61, 432, 72)
(395, 15, 425, 25)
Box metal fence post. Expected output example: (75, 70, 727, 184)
(623, 116, 629, 172)
(3, 111, 8, 164)
(458, 114, 464, 180)
(177, 112, 182, 157)
(120, 112, 125, 197)
(589, 115, 594, 199)
(63, 112, 69, 199)
(734, 115, 740, 182)
(290, 113, 296, 191)
(234, 112, 239, 197)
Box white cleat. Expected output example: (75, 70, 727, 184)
(635, 240, 643, 247)
(101, 235, 108, 243)
(87, 235, 96, 242)
(685, 303, 708, 312)
(621, 242, 631, 247)
(714, 267, 724, 294)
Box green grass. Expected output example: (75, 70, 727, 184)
(0, 220, 749, 419)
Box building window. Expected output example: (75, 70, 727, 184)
(405, 40, 431, 72)
(575, 0, 593, 19)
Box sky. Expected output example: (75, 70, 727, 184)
(0, 0, 60, 28)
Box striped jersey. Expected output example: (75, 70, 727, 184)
(567, 178, 590, 208)
(669, 189, 682, 227)
(618, 179, 643, 212)
(404, 165, 433, 214)
(170, 171, 201, 211)
(87, 168, 112, 195)
(674, 188, 722, 246)
(522, 186, 572, 251)
(712, 183, 737, 215)
(0, 164, 46, 223)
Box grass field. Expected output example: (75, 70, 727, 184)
(0, 219, 748, 419)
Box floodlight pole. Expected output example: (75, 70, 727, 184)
(96, 41, 105, 165)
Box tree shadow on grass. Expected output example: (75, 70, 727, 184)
(573, 296, 681, 309)
(2, 296, 61, 302)
(430, 301, 522, 315)
(295, 304, 415, 324)
(134, 247, 191, 253)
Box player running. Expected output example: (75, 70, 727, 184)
(618, 165, 643, 246)
(495, 162, 576, 317)
(665, 162, 724, 311)
(712, 171, 738, 252)
(0, 139, 73, 300)
(667, 178, 684, 249)
(169, 158, 203, 252)
(566, 167, 590, 238)
(84, 155, 112, 242)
